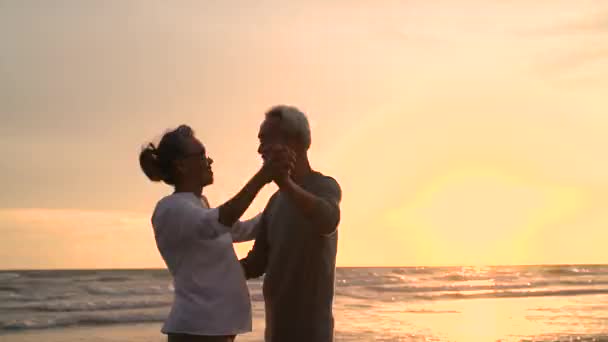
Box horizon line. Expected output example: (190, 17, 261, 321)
(2, 262, 607, 272)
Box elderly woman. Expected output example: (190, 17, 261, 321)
(139, 125, 292, 342)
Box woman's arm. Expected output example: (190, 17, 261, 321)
(217, 146, 293, 227)
(217, 170, 269, 227)
(230, 213, 263, 242)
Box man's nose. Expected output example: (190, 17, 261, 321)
(207, 157, 213, 165)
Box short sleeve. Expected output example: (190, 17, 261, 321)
(230, 213, 263, 242)
(311, 176, 342, 236)
(176, 201, 231, 240)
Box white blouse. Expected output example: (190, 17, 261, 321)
(151, 192, 260, 336)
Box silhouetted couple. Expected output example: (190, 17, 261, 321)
(139, 105, 342, 342)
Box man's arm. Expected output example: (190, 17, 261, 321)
(239, 196, 276, 279)
(240, 229, 269, 279)
(278, 176, 341, 235)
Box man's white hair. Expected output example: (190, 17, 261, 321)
(266, 105, 312, 149)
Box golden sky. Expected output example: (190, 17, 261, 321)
(1, 1, 607, 269)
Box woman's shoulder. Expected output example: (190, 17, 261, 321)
(155, 193, 181, 209)
(153, 193, 211, 229)
(154, 193, 194, 217)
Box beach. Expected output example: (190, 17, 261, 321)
(2, 266, 608, 341)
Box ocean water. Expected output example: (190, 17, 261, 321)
(1, 265, 608, 341)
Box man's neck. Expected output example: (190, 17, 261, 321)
(291, 155, 313, 183)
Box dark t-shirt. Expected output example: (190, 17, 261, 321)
(241, 172, 342, 342)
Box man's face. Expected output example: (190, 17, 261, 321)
(257, 117, 289, 161)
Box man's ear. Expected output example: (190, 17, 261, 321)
(290, 141, 305, 156)
(283, 138, 297, 152)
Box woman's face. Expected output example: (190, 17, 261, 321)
(175, 137, 214, 187)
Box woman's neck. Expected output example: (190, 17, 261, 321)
(174, 182, 203, 197)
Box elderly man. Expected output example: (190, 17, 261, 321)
(240, 105, 342, 342)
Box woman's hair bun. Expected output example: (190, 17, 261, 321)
(139, 143, 164, 182)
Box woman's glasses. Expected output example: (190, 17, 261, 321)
(181, 151, 212, 165)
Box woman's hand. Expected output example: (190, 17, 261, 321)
(258, 145, 295, 185)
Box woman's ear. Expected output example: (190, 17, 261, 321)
(172, 159, 186, 178)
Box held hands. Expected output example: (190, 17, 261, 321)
(259, 145, 296, 186)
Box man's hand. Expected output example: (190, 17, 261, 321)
(258, 145, 295, 185)
(219, 147, 292, 227)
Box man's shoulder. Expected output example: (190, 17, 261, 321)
(310, 172, 341, 192)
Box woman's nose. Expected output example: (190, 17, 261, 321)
(207, 157, 213, 165)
